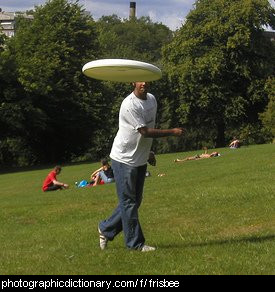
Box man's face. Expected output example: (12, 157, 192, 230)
(134, 82, 149, 95)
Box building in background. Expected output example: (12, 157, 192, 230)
(0, 9, 33, 38)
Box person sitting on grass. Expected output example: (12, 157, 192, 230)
(90, 158, 115, 186)
(229, 137, 241, 149)
(42, 165, 69, 192)
(174, 147, 220, 163)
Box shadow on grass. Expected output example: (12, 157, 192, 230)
(160, 234, 275, 249)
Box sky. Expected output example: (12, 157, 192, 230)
(0, 0, 274, 31)
(0, 0, 197, 31)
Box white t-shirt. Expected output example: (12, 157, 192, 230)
(110, 92, 157, 167)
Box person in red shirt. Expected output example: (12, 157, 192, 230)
(42, 165, 69, 192)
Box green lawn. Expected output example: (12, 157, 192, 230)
(0, 144, 274, 275)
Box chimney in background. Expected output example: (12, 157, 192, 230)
(129, 2, 136, 20)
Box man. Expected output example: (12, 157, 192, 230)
(42, 165, 69, 192)
(229, 137, 240, 148)
(98, 82, 184, 252)
(91, 158, 115, 186)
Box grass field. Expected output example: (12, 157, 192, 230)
(0, 144, 274, 275)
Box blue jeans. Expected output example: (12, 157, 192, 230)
(99, 170, 115, 184)
(99, 159, 147, 250)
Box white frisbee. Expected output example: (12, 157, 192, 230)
(82, 59, 162, 82)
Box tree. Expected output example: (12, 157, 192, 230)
(259, 77, 275, 139)
(96, 16, 172, 62)
(0, 30, 39, 166)
(7, 0, 107, 164)
(163, 0, 275, 148)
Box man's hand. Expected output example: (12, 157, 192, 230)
(148, 151, 156, 166)
(172, 128, 185, 137)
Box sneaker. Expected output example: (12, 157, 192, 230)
(141, 245, 156, 252)
(98, 226, 108, 250)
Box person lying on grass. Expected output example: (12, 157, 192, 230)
(174, 147, 220, 163)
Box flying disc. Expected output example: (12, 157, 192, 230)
(82, 59, 162, 82)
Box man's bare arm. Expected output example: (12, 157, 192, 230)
(138, 127, 184, 138)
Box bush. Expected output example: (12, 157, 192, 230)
(259, 77, 275, 138)
(238, 124, 273, 146)
(0, 138, 37, 167)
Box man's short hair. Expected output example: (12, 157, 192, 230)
(54, 165, 62, 172)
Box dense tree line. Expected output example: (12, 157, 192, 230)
(0, 0, 274, 167)
(163, 0, 275, 149)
